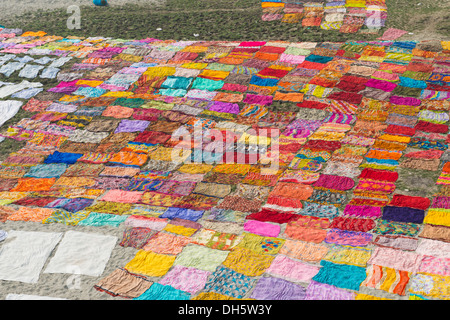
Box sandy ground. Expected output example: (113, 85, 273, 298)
(0, 220, 138, 300)
(0, 0, 165, 20)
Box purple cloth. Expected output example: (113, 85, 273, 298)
(305, 280, 355, 300)
(389, 95, 422, 106)
(62, 198, 95, 213)
(382, 205, 425, 224)
(114, 120, 150, 133)
(250, 277, 306, 300)
(207, 101, 240, 114)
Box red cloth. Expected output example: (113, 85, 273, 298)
(359, 168, 399, 182)
(297, 100, 328, 110)
(257, 68, 290, 79)
(297, 61, 326, 70)
(302, 140, 342, 151)
(330, 217, 376, 232)
(134, 131, 171, 144)
(258, 46, 286, 54)
(385, 125, 416, 136)
(313, 174, 355, 191)
(222, 83, 247, 92)
(336, 75, 368, 92)
(389, 194, 431, 210)
(404, 150, 443, 159)
(414, 121, 449, 134)
(266, 196, 303, 208)
(327, 91, 363, 105)
(246, 208, 299, 224)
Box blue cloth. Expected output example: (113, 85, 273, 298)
(365, 157, 399, 166)
(134, 283, 190, 300)
(160, 207, 204, 221)
(250, 75, 279, 87)
(44, 151, 83, 164)
(312, 260, 366, 291)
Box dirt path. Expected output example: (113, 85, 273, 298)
(0, 0, 165, 20)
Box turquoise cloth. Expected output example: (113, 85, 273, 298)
(161, 76, 193, 90)
(399, 76, 427, 89)
(157, 88, 187, 97)
(93, 0, 108, 6)
(312, 260, 367, 291)
(191, 77, 224, 91)
(77, 212, 128, 227)
(24, 163, 67, 178)
(134, 283, 191, 300)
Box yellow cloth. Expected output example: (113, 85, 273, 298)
(125, 250, 175, 277)
(424, 209, 450, 227)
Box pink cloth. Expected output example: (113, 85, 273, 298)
(244, 220, 280, 237)
(100, 190, 144, 203)
(377, 28, 408, 41)
(124, 215, 169, 231)
(267, 255, 320, 282)
(367, 247, 423, 273)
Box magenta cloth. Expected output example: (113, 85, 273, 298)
(343, 205, 382, 219)
(239, 41, 266, 47)
(243, 94, 273, 106)
(365, 78, 397, 92)
(207, 101, 240, 114)
(266, 255, 320, 282)
(250, 276, 307, 300)
(431, 196, 450, 209)
(313, 174, 355, 191)
(114, 120, 150, 133)
(389, 96, 422, 106)
(243, 220, 280, 237)
(377, 28, 408, 41)
(305, 280, 356, 300)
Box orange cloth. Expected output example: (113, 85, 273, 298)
(11, 178, 56, 192)
(7, 207, 54, 222)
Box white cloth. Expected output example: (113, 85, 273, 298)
(0, 80, 43, 99)
(416, 238, 450, 259)
(0, 230, 63, 283)
(44, 231, 117, 277)
(0, 100, 23, 128)
(5, 294, 67, 300)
